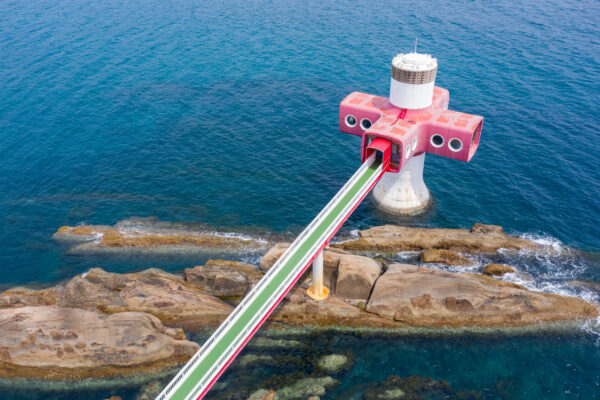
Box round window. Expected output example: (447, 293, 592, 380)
(431, 134, 444, 148)
(360, 118, 372, 130)
(449, 138, 463, 152)
(345, 115, 357, 127)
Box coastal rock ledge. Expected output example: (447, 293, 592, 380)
(367, 264, 597, 327)
(1, 220, 597, 380)
(0, 306, 198, 379)
(53, 217, 270, 255)
(333, 223, 536, 253)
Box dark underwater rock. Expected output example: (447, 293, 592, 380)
(362, 375, 483, 400)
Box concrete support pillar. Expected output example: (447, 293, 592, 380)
(372, 153, 430, 215)
(306, 250, 329, 300)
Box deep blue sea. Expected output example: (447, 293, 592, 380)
(1, 0, 600, 398)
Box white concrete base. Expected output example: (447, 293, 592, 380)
(372, 153, 430, 215)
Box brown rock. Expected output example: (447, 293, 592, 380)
(267, 286, 397, 329)
(56, 268, 233, 330)
(0, 306, 198, 379)
(50, 329, 63, 340)
(335, 255, 381, 301)
(411, 294, 433, 309)
(421, 249, 473, 266)
(470, 223, 504, 234)
(482, 264, 515, 276)
(263, 391, 278, 400)
(445, 297, 474, 312)
(54, 218, 268, 254)
(26, 332, 36, 344)
(0, 287, 57, 308)
(184, 260, 263, 298)
(366, 264, 597, 327)
(53, 225, 112, 241)
(333, 224, 536, 254)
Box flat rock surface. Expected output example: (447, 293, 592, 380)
(333, 223, 536, 253)
(366, 264, 598, 327)
(0, 306, 198, 379)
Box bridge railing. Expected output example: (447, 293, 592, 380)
(157, 153, 382, 400)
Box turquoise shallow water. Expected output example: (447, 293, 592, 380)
(1, 0, 600, 398)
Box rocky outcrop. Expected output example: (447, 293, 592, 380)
(268, 286, 398, 329)
(366, 264, 597, 327)
(1, 268, 233, 330)
(333, 223, 536, 254)
(53, 217, 269, 255)
(184, 260, 263, 298)
(57, 268, 233, 329)
(53, 225, 113, 242)
(1, 242, 597, 381)
(335, 255, 381, 302)
(0, 287, 57, 308)
(0, 306, 198, 379)
(421, 249, 474, 266)
(482, 264, 515, 276)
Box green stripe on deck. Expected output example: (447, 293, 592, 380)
(171, 160, 381, 400)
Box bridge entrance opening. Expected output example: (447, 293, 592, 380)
(366, 138, 392, 171)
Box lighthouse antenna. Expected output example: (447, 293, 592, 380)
(414, 37, 418, 53)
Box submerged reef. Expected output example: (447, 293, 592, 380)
(0, 221, 596, 383)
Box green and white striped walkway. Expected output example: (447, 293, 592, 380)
(157, 154, 384, 400)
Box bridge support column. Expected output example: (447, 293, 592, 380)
(372, 153, 430, 215)
(307, 250, 329, 300)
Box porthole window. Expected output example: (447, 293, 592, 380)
(360, 118, 372, 130)
(412, 137, 418, 151)
(431, 134, 444, 148)
(449, 138, 463, 152)
(345, 115, 357, 128)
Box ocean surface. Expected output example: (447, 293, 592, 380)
(1, 0, 599, 398)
